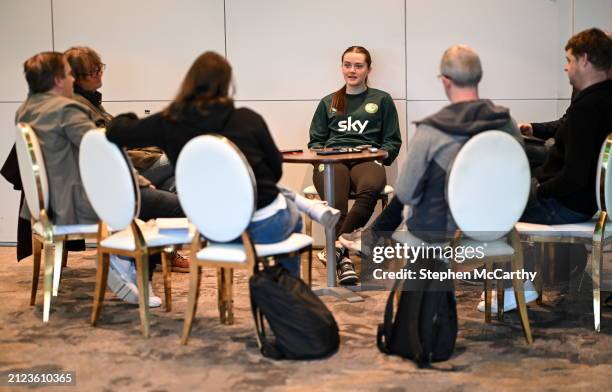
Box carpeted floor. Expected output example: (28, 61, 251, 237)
(0, 246, 610, 392)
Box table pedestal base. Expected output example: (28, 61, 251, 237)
(313, 286, 364, 303)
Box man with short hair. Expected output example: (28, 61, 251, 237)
(395, 45, 523, 240)
(16, 52, 98, 225)
(521, 28, 612, 224)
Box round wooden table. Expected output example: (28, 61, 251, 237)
(283, 149, 388, 300)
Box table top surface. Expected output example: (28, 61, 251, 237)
(282, 149, 388, 164)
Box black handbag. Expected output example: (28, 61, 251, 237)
(249, 264, 340, 360)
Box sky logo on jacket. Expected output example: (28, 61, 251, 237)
(338, 116, 369, 133)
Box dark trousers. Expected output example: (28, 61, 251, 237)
(313, 161, 386, 237)
(139, 186, 184, 221)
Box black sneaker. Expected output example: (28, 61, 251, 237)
(337, 257, 359, 285)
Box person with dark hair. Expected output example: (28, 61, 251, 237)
(308, 46, 402, 285)
(521, 27, 612, 224)
(63, 46, 189, 275)
(106, 51, 305, 276)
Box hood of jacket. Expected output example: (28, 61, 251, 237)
(415, 99, 512, 136)
(174, 102, 235, 133)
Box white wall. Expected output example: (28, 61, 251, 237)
(0, 0, 610, 243)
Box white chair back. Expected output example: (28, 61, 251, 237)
(176, 135, 256, 242)
(595, 133, 612, 216)
(15, 123, 49, 220)
(79, 129, 139, 230)
(447, 130, 530, 241)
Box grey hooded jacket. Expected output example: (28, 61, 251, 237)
(396, 99, 522, 240)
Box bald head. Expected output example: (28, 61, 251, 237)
(440, 45, 483, 87)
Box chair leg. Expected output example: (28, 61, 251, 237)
(533, 245, 544, 305)
(546, 242, 556, 285)
(510, 234, 533, 344)
(484, 261, 492, 323)
(30, 237, 42, 306)
(218, 267, 234, 325)
(42, 243, 55, 323)
(161, 252, 172, 312)
(91, 251, 110, 326)
(496, 270, 505, 321)
(181, 264, 202, 345)
(592, 242, 602, 332)
(304, 194, 315, 237)
(52, 240, 64, 297)
(61, 242, 68, 267)
(302, 248, 313, 287)
(135, 253, 151, 338)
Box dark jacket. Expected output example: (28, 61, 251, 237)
(535, 80, 612, 217)
(107, 104, 282, 209)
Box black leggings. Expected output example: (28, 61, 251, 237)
(313, 161, 386, 237)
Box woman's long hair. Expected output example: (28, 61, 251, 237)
(331, 46, 372, 115)
(163, 51, 233, 122)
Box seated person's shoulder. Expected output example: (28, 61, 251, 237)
(47, 95, 91, 114)
(233, 107, 265, 123)
(366, 87, 392, 100)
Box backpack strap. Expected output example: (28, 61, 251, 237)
(377, 278, 402, 353)
(249, 265, 285, 360)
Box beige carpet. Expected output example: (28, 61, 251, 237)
(0, 246, 610, 392)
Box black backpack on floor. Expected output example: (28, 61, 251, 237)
(249, 263, 340, 360)
(376, 259, 458, 366)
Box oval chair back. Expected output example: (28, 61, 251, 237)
(175, 135, 256, 243)
(15, 123, 49, 221)
(79, 129, 139, 230)
(447, 130, 530, 242)
(595, 133, 612, 217)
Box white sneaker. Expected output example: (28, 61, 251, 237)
(477, 280, 538, 313)
(294, 195, 340, 229)
(148, 285, 162, 308)
(108, 256, 139, 304)
(108, 255, 161, 307)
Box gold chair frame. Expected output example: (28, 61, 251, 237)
(451, 229, 533, 344)
(518, 133, 612, 332)
(181, 231, 312, 345)
(179, 135, 313, 345)
(17, 123, 98, 323)
(91, 221, 175, 338)
(86, 138, 185, 338)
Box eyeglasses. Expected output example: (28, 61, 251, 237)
(88, 63, 106, 76)
(437, 73, 453, 81)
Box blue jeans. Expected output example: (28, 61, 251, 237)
(521, 197, 590, 224)
(247, 196, 303, 276)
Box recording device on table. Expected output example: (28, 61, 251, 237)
(314, 145, 378, 155)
